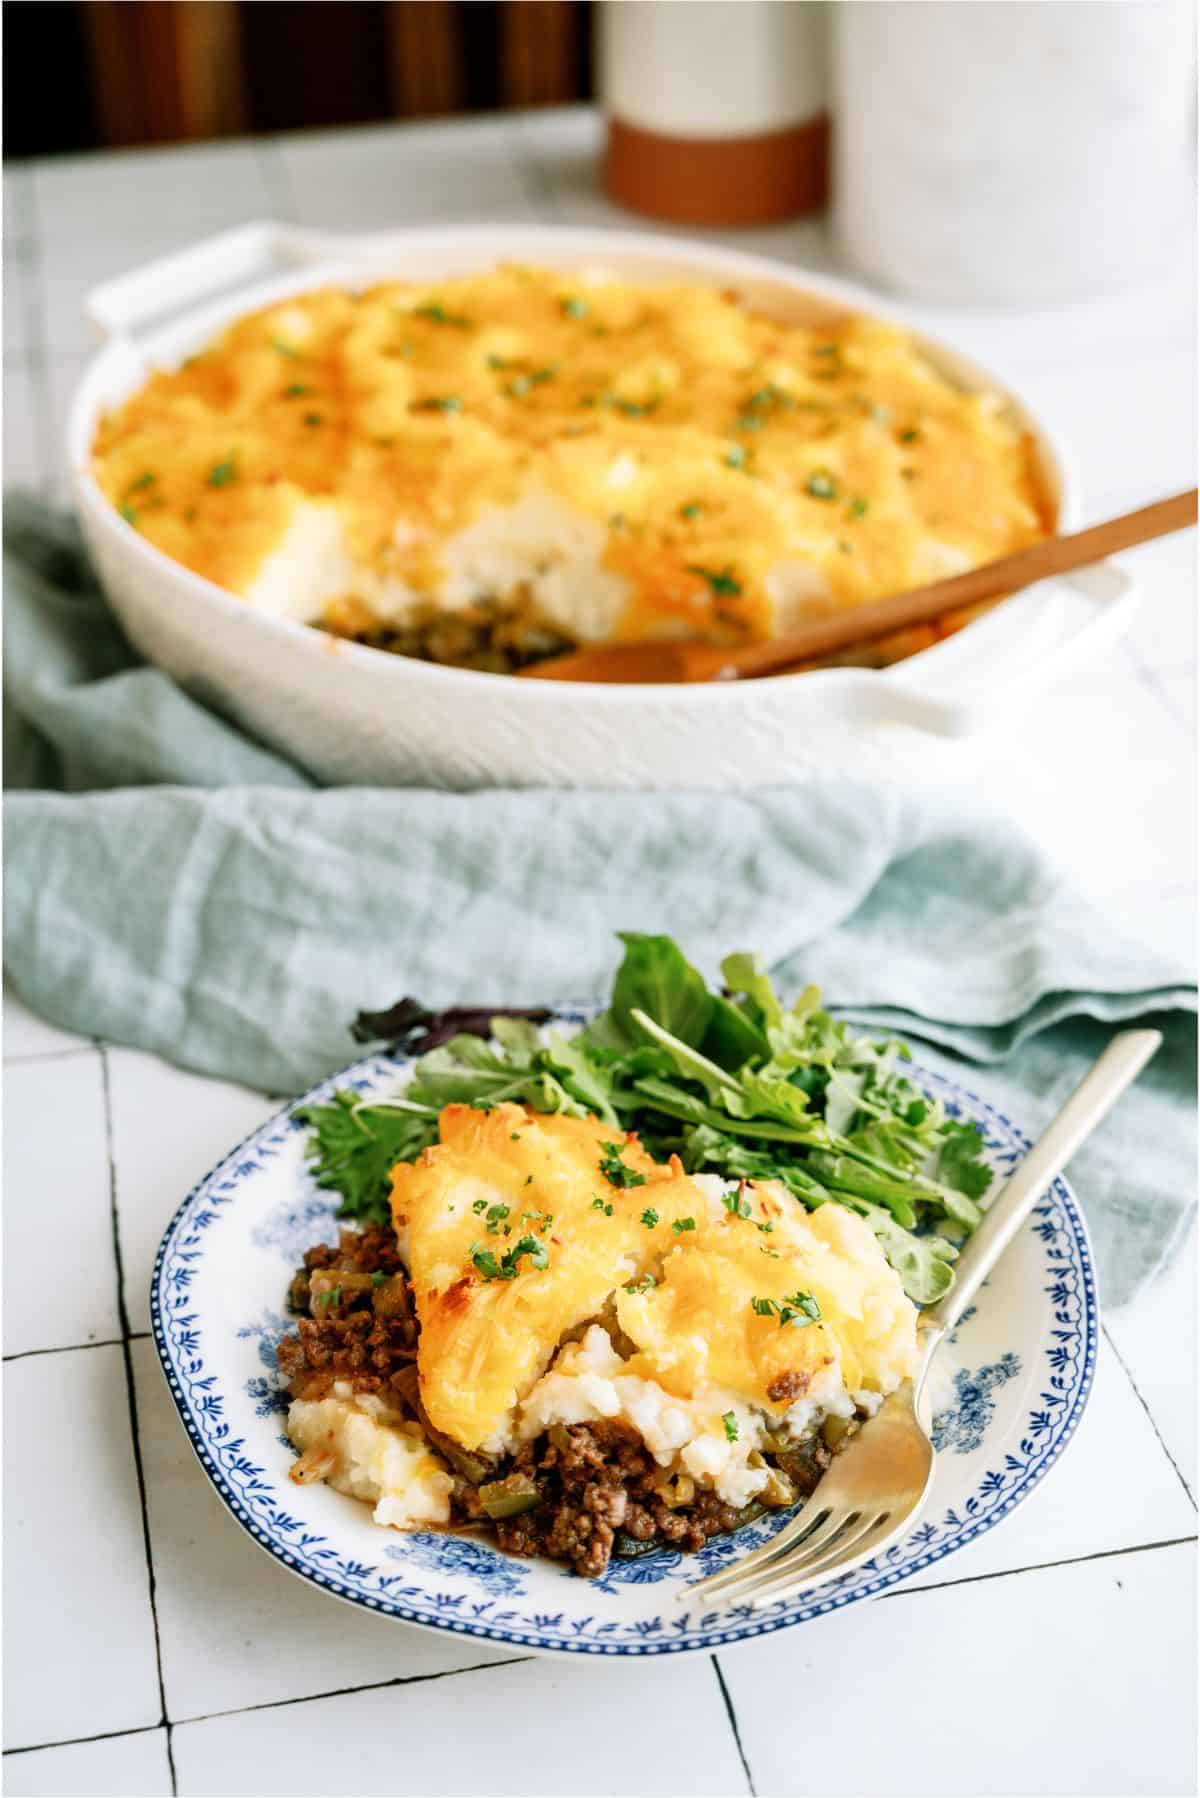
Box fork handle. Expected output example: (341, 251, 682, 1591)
(920, 1029, 1162, 1361)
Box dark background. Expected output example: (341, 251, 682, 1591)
(3, 1, 595, 160)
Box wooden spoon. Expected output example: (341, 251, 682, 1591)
(519, 488, 1197, 685)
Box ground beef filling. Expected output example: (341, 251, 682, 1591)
(276, 1227, 834, 1580)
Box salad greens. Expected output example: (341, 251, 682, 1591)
(295, 933, 992, 1304)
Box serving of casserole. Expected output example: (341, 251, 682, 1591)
(273, 933, 989, 1579)
(91, 263, 1048, 675)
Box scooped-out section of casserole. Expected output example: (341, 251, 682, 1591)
(92, 265, 1050, 672)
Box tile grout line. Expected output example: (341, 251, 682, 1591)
(3, 1043, 104, 1066)
(4, 1721, 166, 1762)
(99, 1046, 179, 1797)
(149, 1654, 534, 1735)
(2, 1658, 532, 1760)
(1101, 1321, 1196, 1507)
(3, 1335, 149, 1363)
(878, 1531, 1196, 1602)
(711, 1655, 757, 1797)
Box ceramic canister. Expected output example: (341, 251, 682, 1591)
(833, 0, 1197, 304)
(600, 0, 829, 226)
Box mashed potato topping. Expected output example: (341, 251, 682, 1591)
(92, 266, 1048, 668)
(287, 1381, 454, 1528)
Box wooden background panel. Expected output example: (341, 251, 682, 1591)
(4, 0, 594, 159)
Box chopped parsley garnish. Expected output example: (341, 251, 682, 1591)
(317, 1286, 342, 1308)
(599, 1142, 648, 1188)
(687, 565, 742, 598)
(639, 1208, 660, 1228)
(505, 366, 557, 398)
(485, 1203, 511, 1234)
(672, 1217, 696, 1234)
(120, 503, 139, 526)
(756, 1222, 774, 1234)
(679, 501, 704, 520)
(206, 456, 237, 488)
(760, 1246, 780, 1258)
(511, 1131, 522, 1141)
(805, 470, 839, 501)
(623, 1273, 657, 1295)
(411, 396, 463, 413)
(284, 383, 313, 398)
(722, 1411, 739, 1443)
(591, 1197, 614, 1216)
(814, 343, 840, 358)
(725, 444, 747, 470)
(471, 1234, 549, 1281)
(127, 471, 157, 493)
(413, 302, 472, 328)
(900, 427, 922, 444)
(561, 296, 589, 319)
(722, 1190, 752, 1219)
(370, 1270, 388, 1287)
(610, 395, 659, 418)
(751, 1290, 822, 1327)
(303, 412, 323, 427)
(737, 384, 792, 432)
(847, 496, 870, 520)
(272, 340, 301, 358)
(472, 1199, 488, 1215)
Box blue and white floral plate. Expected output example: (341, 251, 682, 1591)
(150, 1022, 1098, 1659)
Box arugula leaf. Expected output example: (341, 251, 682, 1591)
(607, 933, 713, 1048)
(633, 1076, 819, 1144)
(681, 1125, 832, 1207)
(720, 951, 782, 1033)
(542, 1029, 620, 1126)
(293, 1093, 437, 1225)
(700, 993, 769, 1070)
(935, 1118, 994, 1201)
(628, 1008, 740, 1104)
(847, 1201, 958, 1305)
(720, 1068, 826, 1136)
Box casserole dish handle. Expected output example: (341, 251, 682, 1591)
(85, 221, 346, 340)
(876, 561, 1139, 737)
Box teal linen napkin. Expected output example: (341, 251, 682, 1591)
(4, 495, 1195, 1304)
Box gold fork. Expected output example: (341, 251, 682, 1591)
(684, 1029, 1162, 1611)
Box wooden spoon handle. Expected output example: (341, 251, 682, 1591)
(522, 488, 1196, 684)
(714, 487, 1198, 682)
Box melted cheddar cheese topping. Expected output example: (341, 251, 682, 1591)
(92, 266, 1050, 659)
(389, 1103, 918, 1453)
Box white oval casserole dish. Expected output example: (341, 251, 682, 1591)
(68, 222, 1134, 790)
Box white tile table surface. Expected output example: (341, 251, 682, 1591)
(3, 107, 1196, 1797)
